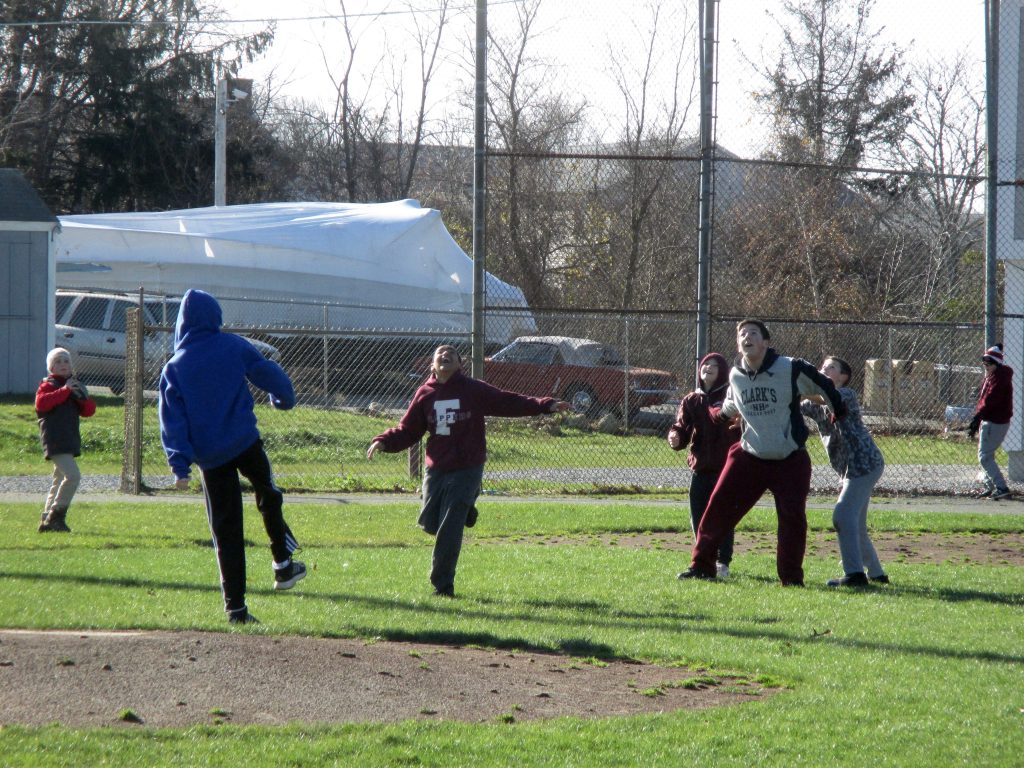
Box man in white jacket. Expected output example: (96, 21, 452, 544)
(678, 319, 845, 586)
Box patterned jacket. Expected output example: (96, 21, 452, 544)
(801, 387, 884, 479)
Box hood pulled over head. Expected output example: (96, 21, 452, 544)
(698, 352, 730, 393)
(174, 289, 222, 349)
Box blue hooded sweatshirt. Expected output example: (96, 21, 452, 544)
(158, 289, 295, 480)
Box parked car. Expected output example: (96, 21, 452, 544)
(411, 335, 678, 418)
(54, 290, 279, 394)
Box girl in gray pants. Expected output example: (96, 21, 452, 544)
(801, 357, 889, 588)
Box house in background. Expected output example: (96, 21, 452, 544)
(0, 169, 58, 394)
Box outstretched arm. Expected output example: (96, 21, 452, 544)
(242, 340, 295, 410)
(794, 360, 846, 419)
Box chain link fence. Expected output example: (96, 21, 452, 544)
(76, 288, 992, 497)
(45, 0, 1009, 498)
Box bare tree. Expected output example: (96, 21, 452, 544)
(888, 51, 985, 319)
(288, 0, 454, 203)
(483, 0, 587, 307)
(597, 0, 698, 313)
(721, 0, 916, 318)
(391, 0, 452, 198)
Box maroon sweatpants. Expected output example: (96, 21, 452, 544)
(690, 443, 811, 585)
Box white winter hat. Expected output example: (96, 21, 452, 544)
(46, 347, 72, 372)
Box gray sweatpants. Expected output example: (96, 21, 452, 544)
(44, 453, 81, 514)
(978, 421, 1010, 492)
(418, 464, 483, 593)
(833, 464, 885, 579)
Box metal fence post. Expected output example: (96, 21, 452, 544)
(408, 442, 421, 480)
(119, 305, 144, 494)
(623, 317, 631, 430)
(322, 303, 329, 403)
(887, 329, 894, 432)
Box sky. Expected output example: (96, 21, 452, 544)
(214, 0, 987, 156)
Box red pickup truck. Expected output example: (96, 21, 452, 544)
(413, 336, 678, 418)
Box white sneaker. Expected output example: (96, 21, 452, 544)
(716, 562, 730, 579)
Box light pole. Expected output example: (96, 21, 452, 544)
(214, 76, 252, 207)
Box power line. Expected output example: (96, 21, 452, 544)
(0, 0, 523, 29)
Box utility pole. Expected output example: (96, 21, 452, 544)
(984, 0, 999, 347)
(695, 0, 717, 374)
(214, 76, 252, 207)
(471, 0, 487, 377)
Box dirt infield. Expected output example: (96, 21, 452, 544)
(513, 530, 1024, 567)
(0, 630, 773, 727)
(2, 528, 1019, 728)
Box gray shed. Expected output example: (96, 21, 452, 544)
(0, 169, 58, 394)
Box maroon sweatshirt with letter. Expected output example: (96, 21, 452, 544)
(373, 370, 556, 472)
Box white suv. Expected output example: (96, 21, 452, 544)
(54, 290, 279, 394)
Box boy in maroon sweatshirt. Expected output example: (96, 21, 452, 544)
(969, 344, 1014, 500)
(368, 345, 569, 596)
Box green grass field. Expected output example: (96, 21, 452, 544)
(0, 396, 993, 495)
(0, 498, 1020, 766)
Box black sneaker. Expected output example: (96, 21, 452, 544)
(228, 608, 259, 624)
(433, 585, 455, 598)
(273, 560, 307, 591)
(869, 574, 890, 584)
(826, 572, 869, 587)
(990, 487, 1012, 501)
(465, 505, 479, 528)
(39, 508, 70, 533)
(677, 567, 716, 581)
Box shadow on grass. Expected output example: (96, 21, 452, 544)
(3, 568, 1023, 666)
(346, 626, 619, 659)
(742, 573, 1024, 607)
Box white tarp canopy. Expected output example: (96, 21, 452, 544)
(54, 199, 535, 344)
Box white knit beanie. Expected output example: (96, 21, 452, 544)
(46, 347, 72, 372)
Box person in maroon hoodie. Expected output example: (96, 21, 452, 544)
(668, 353, 741, 578)
(368, 344, 569, 596)
(35, 347, 97, 532)
(969, 344, 1014, 500)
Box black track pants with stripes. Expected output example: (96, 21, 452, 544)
(200, 439, 298, 614)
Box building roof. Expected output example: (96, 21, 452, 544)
(0, 169, 56, 224)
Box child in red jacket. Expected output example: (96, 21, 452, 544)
(969, 344, 1014, 500)
(35, 347, 96, 532)
(668, 352, 740, 578)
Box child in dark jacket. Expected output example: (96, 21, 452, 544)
(368, 345, 569, 597)
(159, 289, 305, 625)
(969, 344, 1014, 500)
(668, 352, 740, 578)
(36, 347, 97, 532)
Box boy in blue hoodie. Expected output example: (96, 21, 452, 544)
(159, 289, 305, 624)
